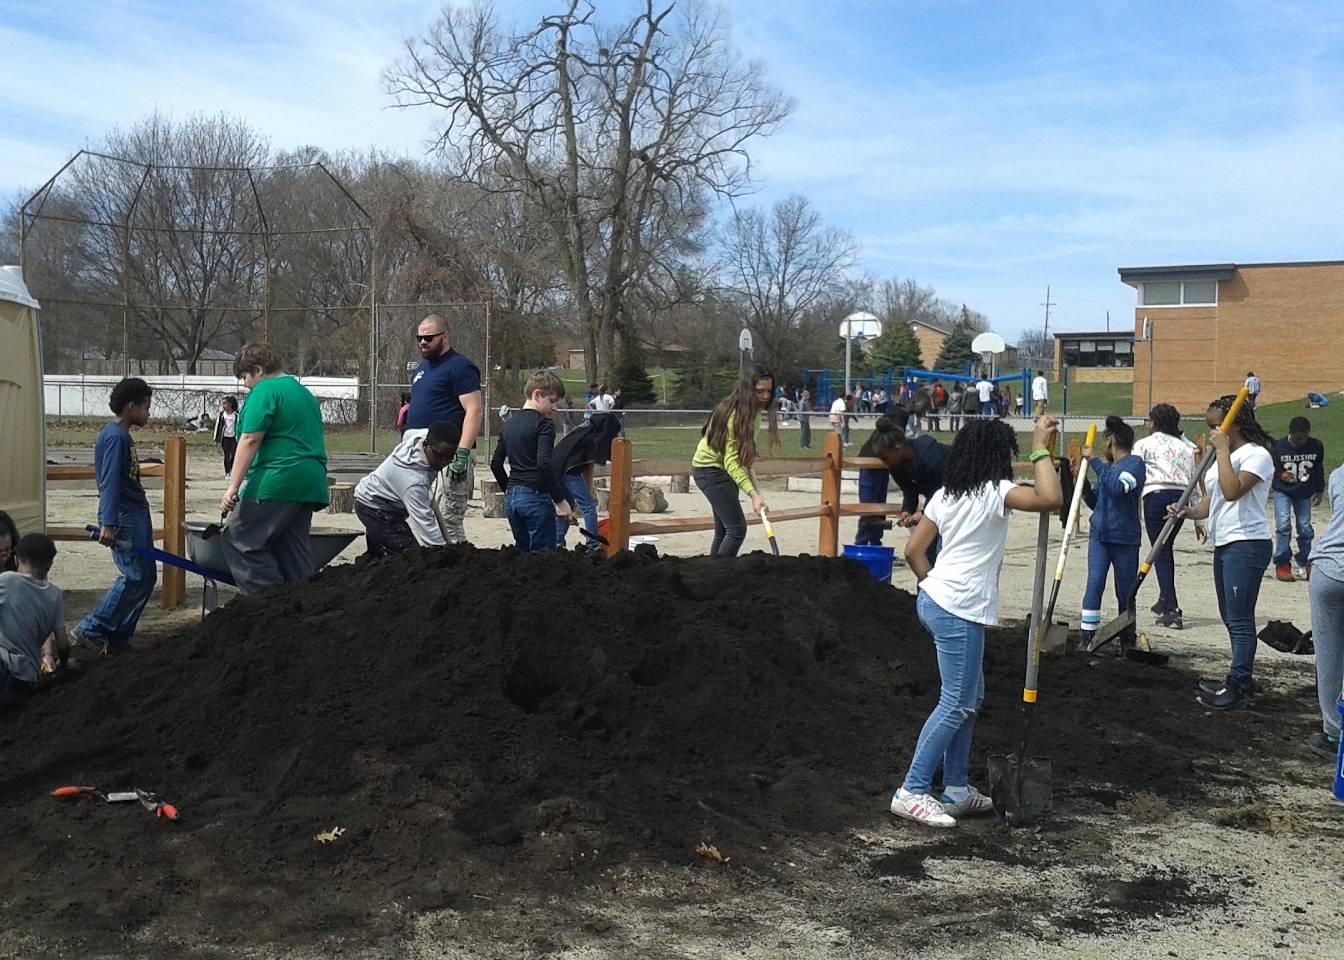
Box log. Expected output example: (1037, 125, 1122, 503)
(668, 473, 690, 494)
(630, 482, 669, 514)
(481, 481, 507, 519)
(327, 483, 355, 514)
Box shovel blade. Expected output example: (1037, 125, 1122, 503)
(1039, 622, 1070, 655)
(1086, 608, 1136, 653)
(987, 753, 1054, 826)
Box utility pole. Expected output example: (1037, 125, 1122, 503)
(1040, 285, 1055, 342)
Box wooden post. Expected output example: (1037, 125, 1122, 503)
(605, 437, 632, 556)
(161, 435, 186, 609)
(819, 431, 841, 558)
(1067, 438, 1082, 472)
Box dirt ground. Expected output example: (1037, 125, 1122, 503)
(6, 455, 1342, 960)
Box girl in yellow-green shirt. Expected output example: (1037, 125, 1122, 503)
(691, 364, 780, 557)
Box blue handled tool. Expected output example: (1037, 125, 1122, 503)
(84, 525, 236, 586)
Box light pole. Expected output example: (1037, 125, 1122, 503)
(841, 311, 881, 400)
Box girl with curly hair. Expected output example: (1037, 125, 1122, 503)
(891, 416, 1063, 829)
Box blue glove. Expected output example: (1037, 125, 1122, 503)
(449, 448, 470, 484)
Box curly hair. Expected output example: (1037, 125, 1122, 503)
(942, 418, 1018, 500)
(701, 363, 780, 466)
(1148, 403, 1182, 437)
(1209, 394, 1274, 449)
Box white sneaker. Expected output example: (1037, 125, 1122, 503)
(890, 788, 957, 828)
(942, 785, 994, 818)
(1294, 565, 1308, 581)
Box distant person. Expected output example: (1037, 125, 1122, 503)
(584, 383, 598, 421)
(930, 380, 947, 432)
(691, 364, 780, 557)
(1174, 395, 1276, 711)
(1078, 416, 1146, 651)
(0, 510, 18, 574)
(891, 416, 1063, 829)
(0, 534, 70, 705)
(395, 392, 411, 435)
(406, 313, 484, 545)
(71, 377, 156, 656)
(975, 375, 995, 418)
(215, 395, 239, 478)
(220, 344, 330, 596)
(1032, 370, 1049, 416)
(961, 382, 978, 425)
(1271, 416, 1326, 582)
(948, 384, 965, 432)
(1000, 384, 1014, 419)
(830, 393, 849, 446)
(1133, 404, 1198, 629)
(1244, 371, 1261, 411)
(490, 371, 571, 552)
(1307, 460, 1344, 758)
(353, 421, 460, 557)
(798, 389, 813, 449)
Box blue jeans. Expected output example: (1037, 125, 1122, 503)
(1143, 490, 1185, 613)
(1272, 493, 1315, 566)
(978, 401, 996, 417)
(505, 486, 559, 553)
(78, 509, 157, 647)
(556, 472, 599, 549)
(1310, 572, 1344, 738)
(1080, 538, 1139, 632)
(903, 591, 985, 794)
(1213, 539, 1272, 692)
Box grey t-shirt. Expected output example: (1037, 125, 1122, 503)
(1309, 465, 1344, 583)
(0, 572, 65, 684)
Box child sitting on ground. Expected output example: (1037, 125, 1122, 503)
(353, 421, 461, 557)
(0, 534, 70, 705)
(491, 371, 572, 552)
(1079, 416, 1146, 649)
(893, 417, 1063, 829)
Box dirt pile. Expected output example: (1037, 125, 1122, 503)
(0, 546, 1274, 943)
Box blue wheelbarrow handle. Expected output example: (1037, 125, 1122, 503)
(84, 525, 236, 586)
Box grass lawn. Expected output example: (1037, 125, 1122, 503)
(1058, 380, 1133, 417)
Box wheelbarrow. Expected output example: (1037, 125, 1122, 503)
(183, 521, 360, 611)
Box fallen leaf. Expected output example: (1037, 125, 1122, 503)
(314, 826, 347, 844)
(695, 842, 725, 864)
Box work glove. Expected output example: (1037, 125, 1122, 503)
(449, 448, 470, 484)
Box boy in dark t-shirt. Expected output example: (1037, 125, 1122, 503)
(1271, 416, 1326, 581)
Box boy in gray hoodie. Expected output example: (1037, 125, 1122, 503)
(354, 421, 460, 556)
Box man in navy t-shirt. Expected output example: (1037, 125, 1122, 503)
(407, 314, 483, 543)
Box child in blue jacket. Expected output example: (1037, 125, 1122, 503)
(1080, 416, 1146, 648)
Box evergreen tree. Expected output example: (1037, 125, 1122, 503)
(864, 320, 923, 375)
(614, 334, 657, 404)
(933, 320, 979, 373)
(670, 348, 737, 407)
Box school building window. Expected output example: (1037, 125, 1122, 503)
(1060, 337, 1133, 368)
(1139, 279, 1217, 306)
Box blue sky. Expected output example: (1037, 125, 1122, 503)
(4, 0, 1344, 340)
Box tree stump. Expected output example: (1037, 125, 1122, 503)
(630, 482, 668, 514)
(597, 489, 610, 512)
(481, 481, 507, 519)
(327, 483, 355, 514)
(669, 473, 690, 494)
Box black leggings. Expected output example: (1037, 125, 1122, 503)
(221, 436, 238, 474)
(693, 466, 747, 557)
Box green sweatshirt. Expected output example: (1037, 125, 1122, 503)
(692, 413, 759, 493)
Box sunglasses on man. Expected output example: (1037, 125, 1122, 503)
(416, 332, 444, 344)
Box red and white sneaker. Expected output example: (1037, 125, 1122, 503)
(890, 788, 957, 828)
(942, 785, 994, 818)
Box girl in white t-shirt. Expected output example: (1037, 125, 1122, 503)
(217, 396, 239, 479)
(1175, 395, 1276, 711)
(891, 417, 1064, 829)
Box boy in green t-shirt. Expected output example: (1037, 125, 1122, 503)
(221, 344, 330, 596)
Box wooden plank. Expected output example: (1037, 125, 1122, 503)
(629, 456, 825, 479)
(45, 463, 166, 481)
(605, 438, 632, 556)
(627, 503, 832, 537)
(838, 503, 908, 517)
(818, 433, 842, 557)
(160, 436, 186, 609)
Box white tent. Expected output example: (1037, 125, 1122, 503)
(0, 266, 45, 536)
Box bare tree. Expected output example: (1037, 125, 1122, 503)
(719, 194, 858, 376)
(386, 0, 791, 384)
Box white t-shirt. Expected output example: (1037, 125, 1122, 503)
(976, 380, 994, 402)
(829, 397, 847, 422)
(222, 411, 237, 439)
(919, 479, 1017, 625)
(589, 393, 615, 412)
(1203, 443, 1273, 546)
(1031, 376, 1048, 402)
(1245, 375, 1261, 396)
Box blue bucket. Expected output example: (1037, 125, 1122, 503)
(843, 544, 896, 584)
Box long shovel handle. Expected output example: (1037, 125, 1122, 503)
(1120, 386, 1249, 608)
(1049, 423, 1098, 584)
(759, 507, 780, 557)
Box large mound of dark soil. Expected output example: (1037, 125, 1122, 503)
(0, 547, 1271, 943)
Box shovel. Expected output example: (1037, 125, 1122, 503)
(988, 425, 1092, 825)
(202, 512, 228, 540)
(1086, 387, 1250, 654)
(1040, 423, 1098, 653)
(759, 507, 780, 556)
